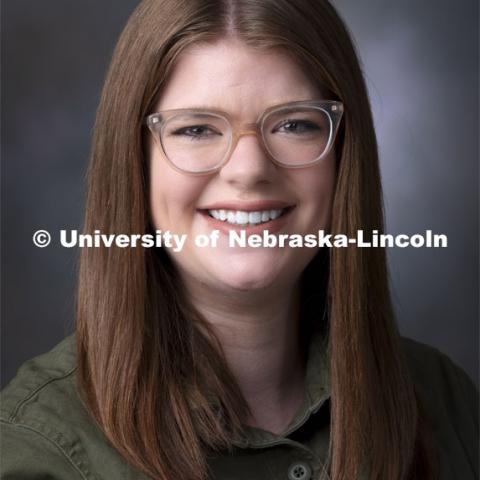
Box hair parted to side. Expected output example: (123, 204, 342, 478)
(76, 1, 439, 479)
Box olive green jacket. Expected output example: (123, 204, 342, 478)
(1, 333, 478, 479)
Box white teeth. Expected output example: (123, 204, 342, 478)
(207, 208, 287, 225)
(249, 212, 262, 223)
(236, 211, 249, 224)
(270, 209, 281, 220)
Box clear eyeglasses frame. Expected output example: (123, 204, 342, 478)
(144, 99, 344, 175)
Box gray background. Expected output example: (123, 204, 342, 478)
(2, 0, 478, 388)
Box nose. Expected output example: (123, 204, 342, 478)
(218, 131, 277, 187)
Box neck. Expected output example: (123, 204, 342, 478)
(184, 278, 306, 434)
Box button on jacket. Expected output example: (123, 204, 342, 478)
(1, 332, 478, 479)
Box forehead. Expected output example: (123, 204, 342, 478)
(155, 37, 323, 116)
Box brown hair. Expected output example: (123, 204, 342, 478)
(76, 1, 438, 479)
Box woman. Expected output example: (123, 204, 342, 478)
(1, 1, 477, 479)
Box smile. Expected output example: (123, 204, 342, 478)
(207, 208, 291, 226)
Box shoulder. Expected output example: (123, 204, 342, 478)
(1, 335, 91, 478)
(1, 335, 77, 422)
(399, 336, 479, 478)
(399, 336, 478, 408)
(0, 335, 146, 480)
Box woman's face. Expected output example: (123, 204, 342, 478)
(149, 38, 336, 295)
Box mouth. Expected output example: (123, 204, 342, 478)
(201, 206, 295, 227)
(196, 205, 296, 237)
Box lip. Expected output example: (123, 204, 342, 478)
(197, 200, 295, 212)
(198, 205, 296, 236)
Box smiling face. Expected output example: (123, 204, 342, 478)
(148, 37, 337, 296)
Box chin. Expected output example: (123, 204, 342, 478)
(211, 260, 284, 293)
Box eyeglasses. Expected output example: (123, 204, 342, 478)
(145, 100, 344, 175)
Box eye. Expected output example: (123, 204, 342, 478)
(274, 119, 321, 135)
(170, 125, 222, 140)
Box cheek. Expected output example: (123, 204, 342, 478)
(298, 153, 336, 204)
(292, 153, 337, 231)
(148, 153, 208, 228)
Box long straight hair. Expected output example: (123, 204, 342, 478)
(76, 1, 439, 478)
